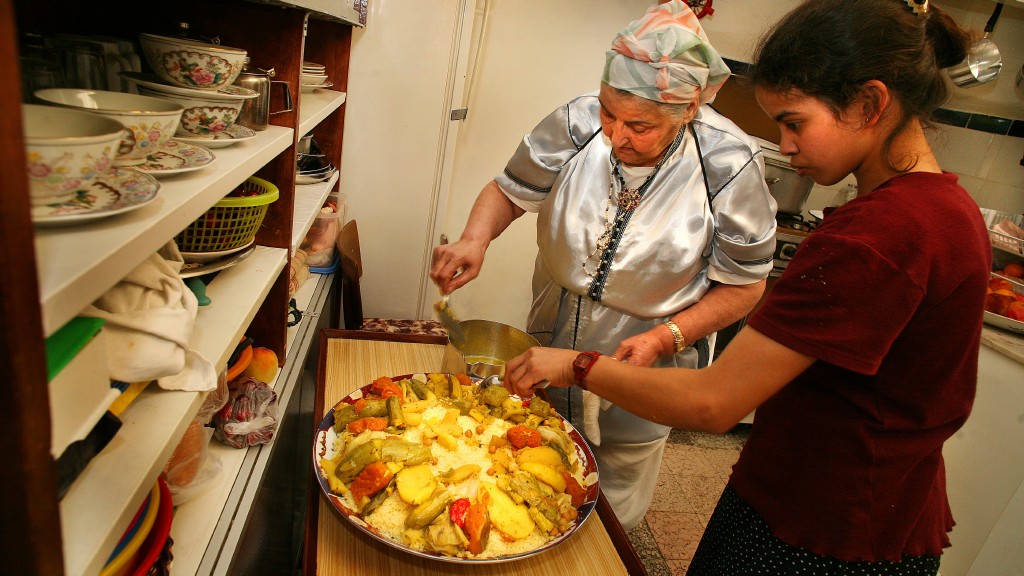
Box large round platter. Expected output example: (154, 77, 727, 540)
(180, 238, 255, 264)
(32, 167, 159, 226)
(313, 373, 599, 564)
(179, 245, 255, 278)
(301, 81, 333, 93)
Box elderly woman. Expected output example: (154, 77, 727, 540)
(430, 0, 776, 530)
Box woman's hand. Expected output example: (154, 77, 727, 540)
(504, 347, 578, 397)
(613, 328, 671, 366)
(430, 239, 486, 294)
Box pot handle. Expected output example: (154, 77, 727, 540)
(984, 2, 1002, 35)
(269, 80, 293, 115)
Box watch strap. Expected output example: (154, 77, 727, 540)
(572, 351, 602, 390)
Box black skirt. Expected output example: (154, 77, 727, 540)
(687, 485, 941, 576)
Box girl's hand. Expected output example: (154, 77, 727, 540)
(504, 347, 578, 397)
(613, 328, 670, 366)
(430, 239, 486, 294)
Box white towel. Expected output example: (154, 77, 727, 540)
(82, 242, 215, 391)
(581, 390, 613, 446)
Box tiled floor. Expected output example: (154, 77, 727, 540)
(627, 425, 751, 576)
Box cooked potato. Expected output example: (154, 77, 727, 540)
(520, 461, 566, 493)
(482, 483, 535, 540)
(437, 432, 459, 452)
(515, 445, 564, 470)
(396, 463, 437, 505)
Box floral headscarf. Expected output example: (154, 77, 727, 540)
(602, 0, 730, 104)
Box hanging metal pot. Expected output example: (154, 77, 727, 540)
(947, 2, 1003, 88)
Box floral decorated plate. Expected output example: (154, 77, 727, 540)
(313, 372, 600, 564)
(133, 140, 216, 177)
(173, 124, 257, 149)
(32, 167, 159, 226)
(120, 71, 258, 100)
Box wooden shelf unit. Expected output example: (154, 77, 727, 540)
(0, 1, 357, 574)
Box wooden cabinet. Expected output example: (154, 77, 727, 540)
(0, 0, 358, 573)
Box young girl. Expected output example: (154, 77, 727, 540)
(503, 0, 991, 573)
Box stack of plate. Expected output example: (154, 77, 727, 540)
(301, 61, 332, 93)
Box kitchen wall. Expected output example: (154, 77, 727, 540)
(341, 0, 1024, 329)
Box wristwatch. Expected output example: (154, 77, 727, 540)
(664, 320, 686, 354)
(572, 351, 602, 390)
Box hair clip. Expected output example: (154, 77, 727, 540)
(903, 0, 928, 15)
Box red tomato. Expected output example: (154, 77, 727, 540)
(449, 497, 471, 527)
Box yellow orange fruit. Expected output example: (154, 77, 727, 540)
(1003, 263, 1024, 279)
(241, 347, 279, 383)
(990, 277, 1013, 292)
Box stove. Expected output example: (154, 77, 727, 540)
(773, 213, 817, 270)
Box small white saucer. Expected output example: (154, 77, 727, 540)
(301, 81, 333, 93)
(180, 238, 256, 264)
(174, 124, 258, 149)
(132, 140, 216, 177)
(32, 167, 160, 226)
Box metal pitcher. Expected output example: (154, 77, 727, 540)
(234, 59, 293, 130)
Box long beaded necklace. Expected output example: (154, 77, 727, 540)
(582, 126, 686, 281)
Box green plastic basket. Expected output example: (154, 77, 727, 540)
(176, 177, 279, 252)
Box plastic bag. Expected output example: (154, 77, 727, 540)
(196, 368, 230, 425)
(164, 419, 222, 505)
(212, 376, 280, 449)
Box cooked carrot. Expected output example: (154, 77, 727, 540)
(371, 376, 405, 400)
(347, 417, 388, 434)
(506, 425, 542, 449)
(464, 495, 490, 554)
(349, 461, 393, 505)
(561, 471, 587, 508)
(455, 373, 473, 387)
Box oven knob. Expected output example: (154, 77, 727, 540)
(780, 244, 798, 259)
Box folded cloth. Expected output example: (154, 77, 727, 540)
(581, 390, 613, 446)
(82, 242, 215, 391)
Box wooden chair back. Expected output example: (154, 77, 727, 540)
(335, 219, 364, 330)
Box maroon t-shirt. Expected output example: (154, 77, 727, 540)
(739, 172, 991, 562)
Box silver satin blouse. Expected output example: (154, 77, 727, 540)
(495, 92, 777, 444)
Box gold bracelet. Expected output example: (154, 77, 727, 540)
(664, 320, 686, 354)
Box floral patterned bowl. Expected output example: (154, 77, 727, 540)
(33, 89, 184, 167)
(22, 104, 124, 207)
(139, 33, 247, 91)
(134, 82, 248, 137)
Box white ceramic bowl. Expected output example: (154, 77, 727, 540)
(22, 104, 124, 206)
(138, 33, 247, 91)
(33, 88, 184, 166)
(301, 72, 329, 85)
